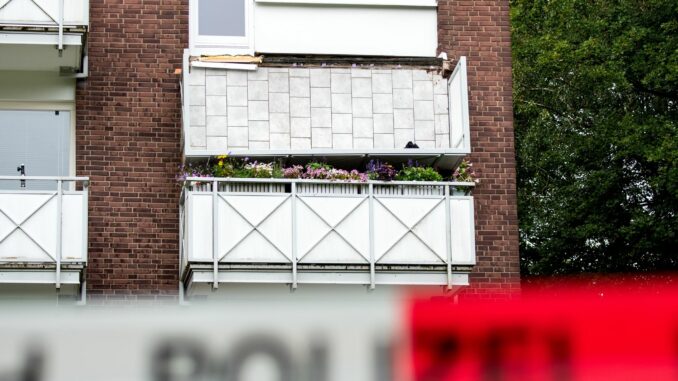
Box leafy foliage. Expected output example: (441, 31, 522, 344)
(512, 0, 678, 275)
(395, 166, 443, 182)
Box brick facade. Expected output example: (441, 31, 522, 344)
(76, 0, 519, 298)
(76, 0, 187, 296)
(438, 0, 521, 298)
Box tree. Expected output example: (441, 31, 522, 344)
(511, 0, 678, 275)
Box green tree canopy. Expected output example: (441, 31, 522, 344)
(512, 0, 678, 275)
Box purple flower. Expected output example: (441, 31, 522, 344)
(366, 160, 396, 181)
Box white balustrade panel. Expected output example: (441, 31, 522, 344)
(296, 196, 369, 264)
(0, 192, 86, 262)
(450, 197, 476, 265)
(187, 193, 213, 262)
(374, 197, 447, 264)
(218, 195, 292, 263)
(186, 185, 476, 267)
(0, 0, 89, 27)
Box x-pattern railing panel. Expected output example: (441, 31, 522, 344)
(218, 194, 292, 262)
(0, 0, 58, 24)
(374, 196, 448, 263)
(296, 196, 369, 263)
(0, 193, 57, 261)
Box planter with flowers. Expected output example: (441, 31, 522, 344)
(178, 155, 478, 196)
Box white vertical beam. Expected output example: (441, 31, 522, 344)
(291, 182, 298, 289)
(212, 180, 219, 289)
(368, 183, 375, 289)
(82, 180, 88, 263)
(444, 185, 452, 289)
(56, 179, 62, 289)
(58, 0, 64, 53)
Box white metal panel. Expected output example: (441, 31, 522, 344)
(253, 3, 437, 57)
(450, 197, 475, 265)
(17, 195, 57, 256)
(371, 200, 407, 260)
(188, 193, 213, 261)
(219, 195, 292, 262)
(297, 196, 369, 263)
(448, 57, 470, 151)
(0, 0, 88, 26)
(0, 193, 52, 222)
(302, 231, 368, 263)
(0, 193, 55, 261)
(411, 201, 447, 257)
(61, 193, 84, 260)
(0, 270, 80, 284)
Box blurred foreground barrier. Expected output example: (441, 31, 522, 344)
(0, 280, 677, 381)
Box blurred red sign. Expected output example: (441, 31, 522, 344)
(408, 283, 678, 381)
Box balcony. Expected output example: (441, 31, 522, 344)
(180, 178, 475, 296)
(0, 176, 88, 297)
(0, 0, 88, 74)
(181, 55, 470, 169)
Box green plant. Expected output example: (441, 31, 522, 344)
(395, 166, 443, 181)
(211, 155, 236, 177)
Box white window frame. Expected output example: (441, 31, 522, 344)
(189, 0, 254, 56)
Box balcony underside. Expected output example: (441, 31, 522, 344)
(183, 262, 471, 296)
(0, 32, 84, 72)
(0, 263, 84, 285)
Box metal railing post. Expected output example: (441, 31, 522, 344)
(291, 182, 298, 289)
(58, 0, 64, 54)
(369, 183, 375, 289)
(82, 179, 89, 268)
(444, 185, 453, 290)
(55, 179, 62, 289)
(212, 179, 219, 289)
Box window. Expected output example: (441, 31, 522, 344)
(0, 109, 71, 190)
(189, 0, 253, 55)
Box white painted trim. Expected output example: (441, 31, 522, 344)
(184, 148, 471, 157)
(255, 0, 437, 7)
(0, 32, 81, 46)
(448, 56, 470, 151)
(0, 270, 81, 284)
(182, 49, 190, 157)
(0, 102, 77, 178)
(189, 0, 254, 55)
(190, 61, 257, 71)
(188, 268, 467, 288)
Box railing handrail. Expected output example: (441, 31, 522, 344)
(0, 176, 89, 182)
(183, 177, 475, 187)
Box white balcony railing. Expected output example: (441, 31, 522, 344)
(0, 176, 88, 288)
(0, 0, 89, 29)
(180, 178, 475, 293)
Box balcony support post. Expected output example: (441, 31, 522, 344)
(58, 0, 64, 55)
(56, 179, 62, 289)
(368, 183, 375, 290)
(444, 185, 453, 290)
(291, 182, 298, 289)
(212, 180, 219, 289)
(82, 180, 89, 267)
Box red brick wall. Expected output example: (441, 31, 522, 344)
(75, 0, 187, 297)
(438, 0, 521, 299)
